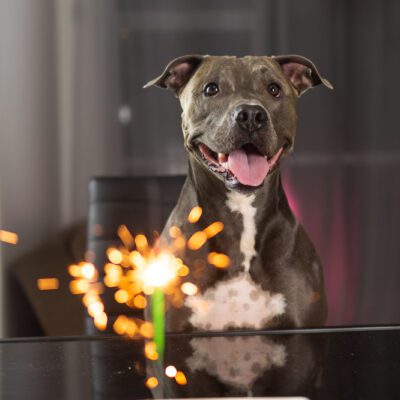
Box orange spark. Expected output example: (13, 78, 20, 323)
(142, 284, 154, 295)
(107, 248, 123, 265)
(177, 264, 189, 276)
(104, 263, 122, 287)
(169, 226, 181, 238)
(175, 371, 188, 385)
(68, 262, 97, 280)
(37, 278, 59, 291)
(145, 377, 159, 389)
(187, 231, 208, 250)
(0, 230, 18, 245)
(125, 320, 137, 337)
(173, 236, 186, 250)
(133, 294, 147, 309)
(129, 251, 146, 269)
(69, 279, 90, 294)
(208, 252, 230, 268)
(135, 234, 148, 253)
(112, 315, 139, 337)
(181, 282, 198, 296)
(204, 221, 224, 238)
(94, 312, 107, 331)
(115, 289, 130, 303)
(187, 206, 203, 223)
(145, 341, 159, 361)
(113, 315, 129, 335)
(140, 322, 154, 339)
(81, 262, 96, 280)
(68, 264, 81, 277)
(87, 301, 104, 318)
(117, 224, 134, 248)
(82, 292, 98, 307)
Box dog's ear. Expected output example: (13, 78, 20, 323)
(143, 55, 205, 95)
(272, 54, 333, 96)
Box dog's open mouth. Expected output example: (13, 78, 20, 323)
(196, 142, 285, 187)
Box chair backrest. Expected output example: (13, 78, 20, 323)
(86, 175, 186, 333)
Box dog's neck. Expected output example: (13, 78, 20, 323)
(186, 155, 291, 225)
(177, 155, 295, 272)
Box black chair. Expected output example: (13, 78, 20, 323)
(86, 175, 186, 334)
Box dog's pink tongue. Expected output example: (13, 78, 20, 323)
(228, 148, 270, 186)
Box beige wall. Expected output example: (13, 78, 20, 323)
(0, 0, 118, 336)
(0, 0, 59, 336)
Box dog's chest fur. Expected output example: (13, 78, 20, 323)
(184, 191, 286, 330)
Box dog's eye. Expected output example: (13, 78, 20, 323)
(204, 82, 219, 96)
(267, 83, 281, 97)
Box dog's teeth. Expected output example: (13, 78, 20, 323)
(218, 153, 228, 163)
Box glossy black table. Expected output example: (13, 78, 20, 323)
(2, 326, 400, 400)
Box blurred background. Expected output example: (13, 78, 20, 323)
(0, 0, 399, 337)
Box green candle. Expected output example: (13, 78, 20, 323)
(151, 287, 165, 361)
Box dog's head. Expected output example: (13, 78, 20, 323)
(145, 55, 332, 191)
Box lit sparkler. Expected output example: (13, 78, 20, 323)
(38, 205, 229, 386)
(102, 207, 228, 364)
(103, 207, 228, 359)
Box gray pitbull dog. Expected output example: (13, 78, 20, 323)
(145, 54, 332, 332)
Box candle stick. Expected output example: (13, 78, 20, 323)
(151, 287, 165, 361)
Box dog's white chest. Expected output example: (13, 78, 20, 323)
(185, 273, 286, 330)
(185, 190, 286, 330)
(187, 336, 286, 390)
(226, 191, 257, 272)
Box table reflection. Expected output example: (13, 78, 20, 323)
(3, 328, 400, 399)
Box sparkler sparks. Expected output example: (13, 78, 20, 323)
(107, 248, 123, 265)
(67, 209, 228, 342)
(97, 211, 228, 331)
(145, 341, 159, 361)
(145, 376, 159, 389)
(37, 206, 229, 387)
(37, 278, 59, 291)
(181, 282, 198, 296)
(187, 231, 208, 250)
(165, 365, 178, 378)
(94, 312, 107, 331)
(187, 206, 203, 223)
(67, 261, 106, 330)
(187, 221, 224, 250)
(0, 230, 18, 245)
(175, 371, 188, 385)
(204, 221, 224, 238)
(169, 226, 181, 238)
(207, 252, 230, 268)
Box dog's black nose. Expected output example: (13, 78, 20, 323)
(234, 104, 268, 132)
